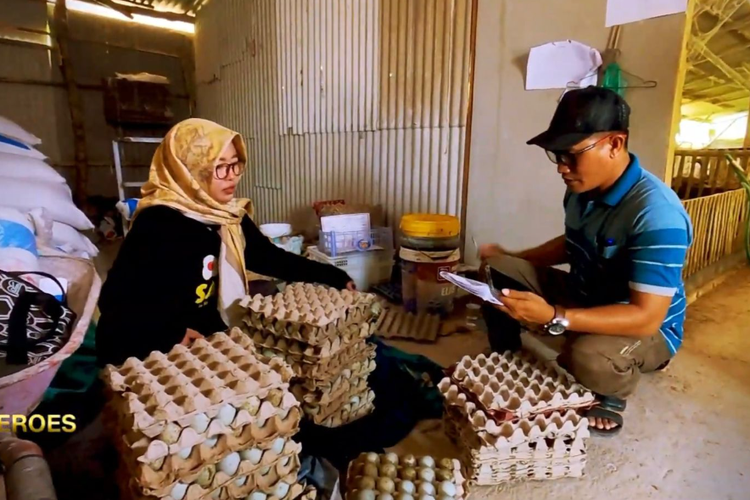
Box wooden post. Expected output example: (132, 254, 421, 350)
(53, 0, 89, 208)
(744, 99, 750, 149)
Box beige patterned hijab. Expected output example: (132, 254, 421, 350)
(133, 118, 253, 327)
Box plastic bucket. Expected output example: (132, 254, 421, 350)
(400, 247, 461, 316)
(400, 214, 460, 239)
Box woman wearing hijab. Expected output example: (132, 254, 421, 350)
(96, 119, 354, 366)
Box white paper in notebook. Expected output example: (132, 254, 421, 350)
(606, 0, 687, 27)
(526, 40, 602, 90)
(440, 271, 503, 306)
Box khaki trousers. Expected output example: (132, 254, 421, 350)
(482, 255, 672, 399)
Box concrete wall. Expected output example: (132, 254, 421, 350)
(465, 0, 688, 261)
(0, 0, 193, 198)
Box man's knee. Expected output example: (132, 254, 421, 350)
(560, 335, 638, 397)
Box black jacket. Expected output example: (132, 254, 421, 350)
(96, 206, 350, 366)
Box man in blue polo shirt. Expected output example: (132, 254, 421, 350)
(479, 86, 692, 436)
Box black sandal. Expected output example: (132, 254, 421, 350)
(585, 396, 626, 437)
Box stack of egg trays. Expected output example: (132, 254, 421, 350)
(345, 452, 466, 500)
(438, 351, 595, 485)
(101, 330, 307, 500)
(240, 284, 380, 427)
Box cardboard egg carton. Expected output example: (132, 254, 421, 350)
(345, 452, 466, 500)
(315, 388, 376, 428)
(373, 306, 441, 342)
(468, 457, 587, 485)
(247, 322, 372, 364)
(102, 331, 295, 436)
(240, 284, 379, 346)
(124, 434, 301, 492)
(292, 371, 372, 406)
(447, 351, 595, 420)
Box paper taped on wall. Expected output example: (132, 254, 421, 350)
(606, 0, 688, 28)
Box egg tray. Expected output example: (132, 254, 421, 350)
(305, 385, 375, 425)
(105, 386, 300, 458)
(247, 323, 373, 366)
(102, 331, 294, 436)
(120, 465, 304, 500)
(293, 373, 370, 407)
(373, 306, 441, 343)
(317, 393, 375, 428)
(120, 428, 301, 491)
(345, 452, 466, 500)
(446, 351, 595, 421)
(440, 397, 590, 450)
(468, 460, 586, 486)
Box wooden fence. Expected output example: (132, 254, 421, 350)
(672, 149, 750, 200)
(682, 188, 748, 278)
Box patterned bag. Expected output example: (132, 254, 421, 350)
(0, 270, 77, 367)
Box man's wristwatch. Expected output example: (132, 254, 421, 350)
(545, 306, 569, 336)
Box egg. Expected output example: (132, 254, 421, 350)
(398, 480, 415, 494)
(267, 389, 284, 406)
(350, 396, 361, 406)
(438, 458, 453, 471)
(248, 493, 267, 500)
(401, 455, 417, 468)
(362, 464, 379, 477)
(211, 490, 221, 499)
(273, 481, 291, 498)
(377, 477, 396, 493)
(435, 469, 452, 482)
(149, 457, 165, 471)
(438, 481, 457, 497)
(271, 437, 285, 455)
(191, 413, 210, 433)
(195, 465, 216, 487)
(401, 468, 417, 481)
(417, 482, 436, 496)
(379, 495, 394, 500)
(419, 456, 436, 468)
(364, 452, 380, 464)
(234, 476, 247, 487)
(178, 447, 193, 459)
(383, 453, 400, 465)
(418, 496, 435, 500)
(260, 466, 271, 475)
(170, 482, 188, 500)
(355, 489, 376, 500)
(218, 452, 241, 476)
(204, 436, 219, 449)
(160, 423, 181, 445)
(243, 396, 261, 416)
(394, 494, 414, 500)
(418, 467, 436, 482)
(240, 448, 263, 464)
(380, 463, 398, 478)
(218, 404, 237, 426)
(358, 477, 377, 490)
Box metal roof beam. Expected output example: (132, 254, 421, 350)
(690, 37, 750, 92)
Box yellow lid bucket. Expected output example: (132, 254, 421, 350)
(400, 214, 460, 238)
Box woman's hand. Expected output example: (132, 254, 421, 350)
(493, 289, 555, 326)
(346, 281, 357, 291)
(181, 328, 204, 346)
(479, 243, 506, 260)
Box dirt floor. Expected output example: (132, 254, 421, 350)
(389, 266, 750, 500)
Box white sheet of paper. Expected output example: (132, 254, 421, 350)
(526, 40, 602, 90)
(440, 271, 503, 306)
(606, 0, 687, 27)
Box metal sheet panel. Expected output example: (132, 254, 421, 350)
(195, 0, 472, 227)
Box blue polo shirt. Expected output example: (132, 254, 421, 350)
(564, 154, 693, 355)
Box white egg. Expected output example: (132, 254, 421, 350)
(178, 447, 192, 459)
(191, 413, 210, 433)
(204, 436, 219, 449)
(418, 495, 435, 500)
(218, 452, 241, 476)
(364, 452, 380, 464)
(248, 493, 267, 500)
(418, 482, 436, 496)
(234, 476, 248, 487)
(170, 482, 188, 500)
(377, 477, 395, 493)
(271, 437, 285, 454)
(240, 448, 263, 464)
(418, 467, 435, 483)
(383, 453, 399, 465)
(350, 396, 361, 405)
(273, 481, 291, 498)
(380, 495, 394, 500)
(355, 490, 376, 500)
(398, 480, 415, 494)
(438, 481, 456, 497)
(218, 404, 237, 426)
(419, 456, 435, 468)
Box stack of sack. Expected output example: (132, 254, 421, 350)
(439, 351, 595, 485)
(241, 283, 379, 428)
(0, 116, 97, 264)
(101, 329, 315, 500)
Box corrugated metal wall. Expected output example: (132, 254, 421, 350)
(195, 0, 474, 227)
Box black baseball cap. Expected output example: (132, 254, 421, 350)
(527, 86, 630, 151)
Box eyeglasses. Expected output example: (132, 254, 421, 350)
(545, 135, 613, 167)
(214, 161, 245, 180)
